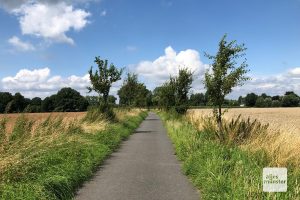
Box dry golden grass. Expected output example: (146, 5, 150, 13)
(187, 108, 300, 166)
(188, 108, 300, 135)
(115, 108, 144, 121)
(0, 112, 87, 134)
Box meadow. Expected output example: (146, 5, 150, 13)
(0, 109, 147, 199)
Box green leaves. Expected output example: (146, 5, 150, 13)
(88, 56, 123, 105)
(153, 68, 193, 114)
(205, 35, 250, 105)
(118, 73, 151, 107)
(204, 34, 250, 142)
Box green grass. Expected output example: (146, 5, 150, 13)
(0, 110, 147, 200)
(158, 111, 300, 200)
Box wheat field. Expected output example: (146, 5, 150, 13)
(187, 108, 300, 166)
(188, 108, 300, 135)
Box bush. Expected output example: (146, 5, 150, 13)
(84, 104, 116, 122)
(174, 105, 188, 115)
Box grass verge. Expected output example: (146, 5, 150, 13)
(0, 110, 147, 200)
(158, 111, 300, 199)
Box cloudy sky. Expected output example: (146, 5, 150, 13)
(0, 0, 299, 99)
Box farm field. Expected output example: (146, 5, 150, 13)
(188, 107, 300, 135)
(187, 107, 300, 166)
(0, 112, 87, 133)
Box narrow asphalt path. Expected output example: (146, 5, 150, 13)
(76, 112, 199, 200)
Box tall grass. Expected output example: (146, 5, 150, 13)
(0, 109, 147, 199)
(159, 111, 300, 199)
(188, 109, 300, 167)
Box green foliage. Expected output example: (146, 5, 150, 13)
(24, 104, 42, 113)
(189, 93, 207, 106)
(0, 92, 13, 113)
(4, 93, 28, 113)
(153, 81, 176, 110)
(241, 91, 300, 108)
(174, 68, 193, 113)
(118, 73, 138, 106)
(204, 34, 250, 142)
(41, 95, 56, 112)
(87, 56, 123, 105)
(0, 88, 88, 113)
(84, 104, 116, 122)
(282, 93, 299, 107)
(271, 100, 281, 107)
(244, 93, 258, 107)
(118, 73, 151, 107)
(153, 68, 193, 114)
(22, 97, 43, 113)
(54, 88, 89, 112)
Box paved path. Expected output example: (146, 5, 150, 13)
(76, 112, 199, 200)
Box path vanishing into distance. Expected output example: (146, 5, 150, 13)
(76, 112, 199, 200)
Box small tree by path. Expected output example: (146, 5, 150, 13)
(174, 68, 193, 114)
(87, 57, 123, 119)
(204, 35, 250, 142)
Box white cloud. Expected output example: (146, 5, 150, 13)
(12, 2, 90, 44)
(288, 67, 300, 78)
(0, 67, 121, 98)
(0, 0, 98, 11)
(1, 68, 89, 98)
(8, 36, 35, 51)
(135, 46, 208, 87)
(229, 70, 300, 98)
(100, 9, 106, 16)
(133, 46, 300, 98)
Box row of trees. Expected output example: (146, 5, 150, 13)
(188, 91, 300, 108)
(152, 69, 193, 114)
(0, 88, 90, 113)
(117, 73, 152, 108)
(240, 91, 300, 107)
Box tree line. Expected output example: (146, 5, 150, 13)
(1, 35, 299, 117)
(1, 86, 298, 114)
(0, 88, 90, 113)
(238, 91, 300, 107)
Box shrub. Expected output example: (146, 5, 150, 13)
(84, 104, 116, 122)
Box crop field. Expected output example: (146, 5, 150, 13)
(187, 108, 300, 166)
(188, 108, 300, 135)
(0, 112, 87, 134)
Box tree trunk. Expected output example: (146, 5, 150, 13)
(217, 104, 224, 142)
(103, 93, 108, 106)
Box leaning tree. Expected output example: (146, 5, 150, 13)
(204, 34, 250, 142)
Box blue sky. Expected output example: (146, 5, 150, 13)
(0, 0, 299, 98)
